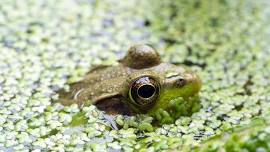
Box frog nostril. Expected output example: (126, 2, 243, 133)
(137, 84, 156, 99)
(176, 78, 186, 87)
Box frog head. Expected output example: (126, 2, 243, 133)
(121, 44, 202, 123)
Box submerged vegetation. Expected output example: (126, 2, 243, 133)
(0, 0, 270, 151)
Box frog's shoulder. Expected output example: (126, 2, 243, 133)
(119, 44, 161, 69)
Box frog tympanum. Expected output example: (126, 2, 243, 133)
(58, 44, 201, 124)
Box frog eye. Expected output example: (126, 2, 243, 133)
(129, 76, 160, 108)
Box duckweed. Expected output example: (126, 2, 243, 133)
(0, 0, 270, 151)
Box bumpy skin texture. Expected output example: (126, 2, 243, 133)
(58, 44, 201, 116)
(119, 44, 161, 69)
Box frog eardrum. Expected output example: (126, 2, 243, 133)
(129, 76, 160, 109)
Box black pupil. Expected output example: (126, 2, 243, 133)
(138, 85, 155, 99)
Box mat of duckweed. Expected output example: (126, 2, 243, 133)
(1, 0, 270, 151)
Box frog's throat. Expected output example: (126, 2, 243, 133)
(148, 95, 200, 124)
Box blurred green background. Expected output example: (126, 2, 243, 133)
(0, 0, 270, 151)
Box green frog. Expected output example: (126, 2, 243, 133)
(58, 44, 201, 124)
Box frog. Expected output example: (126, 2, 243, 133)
(57, 44, 202, 124)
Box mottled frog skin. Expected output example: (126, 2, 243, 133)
(58, 44, 201, 120)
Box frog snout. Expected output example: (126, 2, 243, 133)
(184, 73, 202, 95)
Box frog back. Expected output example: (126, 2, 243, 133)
(57, 65, 131, 107)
